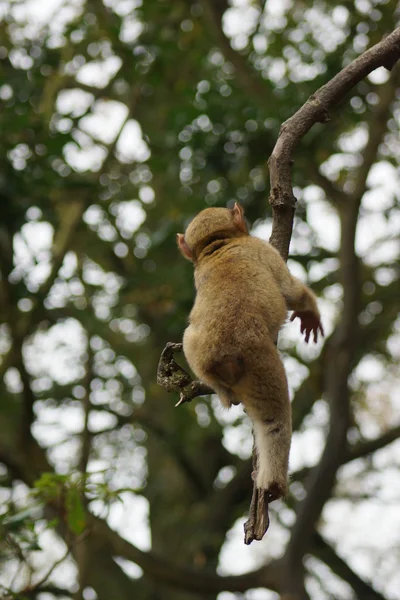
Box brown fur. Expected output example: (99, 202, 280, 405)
(177, 204, 323, 497)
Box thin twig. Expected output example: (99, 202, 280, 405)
(30, 546, 71, 591)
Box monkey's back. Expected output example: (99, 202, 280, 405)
(186, 236, 287, 360)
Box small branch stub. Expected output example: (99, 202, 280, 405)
(244, 448, 270, 544)
(157, 342, 213, 406)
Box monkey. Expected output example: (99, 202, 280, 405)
(177, 203, 324, 500)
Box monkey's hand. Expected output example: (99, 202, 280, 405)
(290, 310, 324, 343)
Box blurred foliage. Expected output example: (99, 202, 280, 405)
(0, 1, 399, 599)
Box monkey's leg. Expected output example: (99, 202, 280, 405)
(211, 384, 240, 408)
(183, 326, 242, 408)
(207, 359, 244, 408)
(238, 347, 291, 498)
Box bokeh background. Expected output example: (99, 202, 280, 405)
(0, 1, 399, 599)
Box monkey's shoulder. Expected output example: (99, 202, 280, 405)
(232, 236, 284, 265)
(195, 236, 283, 276)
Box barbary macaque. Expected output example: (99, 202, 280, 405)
(177, 203, 323, 500)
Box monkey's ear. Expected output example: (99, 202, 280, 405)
(232, 202, 248, 233)
(177, 234, 194, 261)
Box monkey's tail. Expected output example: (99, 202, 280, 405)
(238, 347, 291, 498)
(250, 417, 291, 498)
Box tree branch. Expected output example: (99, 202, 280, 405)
(292, 422, 400, 489)
(246, 31, 400, 555)
(268, 27, 400, 260)
(91, 514, 281, 594)
(312, 533, 387, 600)
(281, 43, 399, 597)
(346, 424, 400, 462)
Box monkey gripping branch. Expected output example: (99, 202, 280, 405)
(157, 27, 400, 545)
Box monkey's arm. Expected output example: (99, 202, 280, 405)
(262, 242, 323, 342)
(284, 276, 324, 343)
(264, 243, 324, 343)
(283, 274, 317, 311)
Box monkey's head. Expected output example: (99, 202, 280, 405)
(177, 203, 248, 262)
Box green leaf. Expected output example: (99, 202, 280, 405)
(66, 487, 86, 535)
(2, 508, 38, 531)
